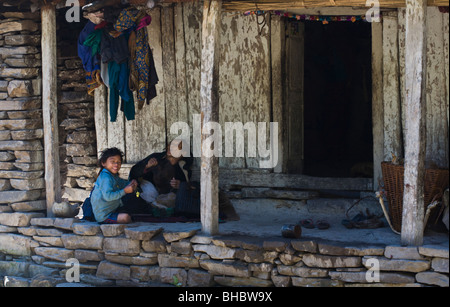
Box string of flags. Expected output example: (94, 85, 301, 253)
(243, 10, 373, 24)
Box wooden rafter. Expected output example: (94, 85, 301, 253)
(13, 0, 449, 10)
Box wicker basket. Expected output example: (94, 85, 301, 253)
(381, 162, 449, 232)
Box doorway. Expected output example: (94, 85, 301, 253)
(296, 20, 373, 178)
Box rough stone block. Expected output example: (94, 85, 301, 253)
(193, 244, 236, 260)
(163, 228, 200, 243)
(0, 20, 39, 35)
(291, 240, 318, 253)
(10, 200, 46, 212)
(103, 237, 140, 255)
(431, 258, 449, 273)
(157, 254, 199, 268)
(199, 259, 250, 278)
(61, 234, 103, 250)
(0, 233, 39, 256)
(415, 272, 449, 287)
(362, 256, 430, 273)
(0, 190, 41, 204)
(160, 267, 187, 286)
(96, 261, 130, 281)
(302, 254, 361, 268)
(72, 222, 101, 236)
(100, 224, 126, 237)
(124, 225, 163, 240)
(329, 271, 416, 284)
(10, 178, 45, 190)
(187, 268, 215, 287)
(0, 212, 44, 227)
(385, 245, 425, 260)
(34, 247, 75, 262)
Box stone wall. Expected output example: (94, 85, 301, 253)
(0, 10, 47, 215)
(0, 217, 448, 287)
(56, 12, 97, 206)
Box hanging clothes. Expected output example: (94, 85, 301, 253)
(114, 7, 159, 109)
(100, 29, 129, 64)
(108, 61, 135, 122)
(78, 21, 103, 95)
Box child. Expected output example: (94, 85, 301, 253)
(91, 147, 139, 224)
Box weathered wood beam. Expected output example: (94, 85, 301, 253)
(50, 0, 450, 10)
(200, 0, 222, 235)
(222, 0, 449, 11)
(401, 0, 428, 246)
(41, 4, 61, 217)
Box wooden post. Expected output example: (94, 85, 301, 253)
(41, 4, 61, 217)
(200, 0, 222, 235)
(402, 0, 428, 246)
(371, 21, 383, 191)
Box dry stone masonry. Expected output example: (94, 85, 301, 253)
(1, 10, 46, 215)
(0, 217, 448, 287)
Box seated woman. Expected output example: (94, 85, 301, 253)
(129, 139, 240, 221)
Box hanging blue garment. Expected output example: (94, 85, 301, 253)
(78, 21, 100, 73)
(108, 61, 135, 122)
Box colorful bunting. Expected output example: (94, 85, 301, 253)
(244, 10, 372, 24)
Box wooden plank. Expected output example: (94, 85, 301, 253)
(372, 21, 384, 191)
(183, 1, 202, 164)
(402, 0, 428, 246)
(107, 94, 126, 157)
(161, 6, 178, 140)
(192, 168, 373, 191)
(41, 4, 61, 217)
(285, 21, 305, 174)
(444, 12, 449, 134)
(174, 3, 189, 125)
(425, 7, 448, 169)
(146, 8, 167, 156)
(240, 187, 318, 200)
(124, 8, 167, 164)
(219, 12, 245, 168)
(271, 14, 285, 173)
(238, 13, 272, 169)
(398, 8, 407, 150)
(382, 11, 402, 161)
(94, 84, 108, 158)
(200, 0, 222, 235)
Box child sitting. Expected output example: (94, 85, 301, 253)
(91, 147, 146, 224)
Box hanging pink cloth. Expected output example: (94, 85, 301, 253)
(137, 15, 152, 30)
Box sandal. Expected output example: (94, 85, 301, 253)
(300, 219, 315, 229)
(316, 220, 330, 230)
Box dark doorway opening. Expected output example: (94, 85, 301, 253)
(303, 20, 373, 178)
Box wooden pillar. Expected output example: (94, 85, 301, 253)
(402, 0, 428, 246)
(200, 0, 222, 235)
(41, 4, 61, 217)
(371, 21, 383, 191)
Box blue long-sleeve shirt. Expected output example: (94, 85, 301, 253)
(91, 168, 129, 222)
